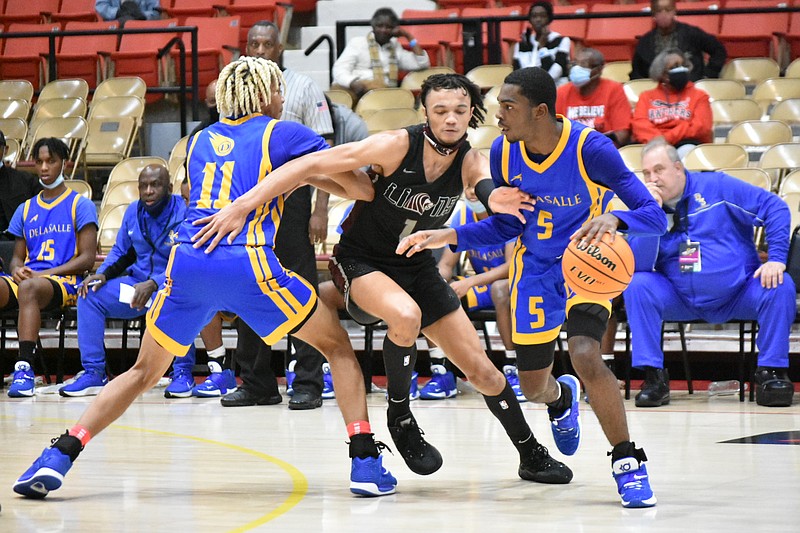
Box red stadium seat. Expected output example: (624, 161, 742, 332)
(584, 4, 653, 63)
(0, 23, 61, 90)
(110, 19, 179, 104)
(675, 1, 720, 35)
(719, 0, 789, 59)
(57, 21, 119, 90)
(552, 4, 589, 44)
(52, 0, 100, 24)
(0, 0, 59, 25)
(171, 16, 240, 97)
(163, 0, 227, 26)
(401, 8, 461, 67)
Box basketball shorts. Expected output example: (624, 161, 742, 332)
(511, 260, 611, 346)
(1, 273, 78, 310)
(459, 277, 494, 312)
(147, 244, 317, 356)
(329, 248, 461, 329)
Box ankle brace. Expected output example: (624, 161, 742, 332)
(608, 441, 647, 464)
(51, 431, 84, 462)
(348, 433, 379, 459)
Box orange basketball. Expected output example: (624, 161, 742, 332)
(562, 233, 635, 299)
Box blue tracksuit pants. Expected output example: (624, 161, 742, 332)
(624, 271, 795, 369)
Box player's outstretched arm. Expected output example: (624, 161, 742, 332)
(396, 228, 458, 258)
(306, 168, 374, 202)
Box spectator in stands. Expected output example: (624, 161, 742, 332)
(631, 48, 712, 158)
(625, 139, 796, 408)
(556, 48, 631, 147)
(0, 130, 40, 242)
(630, 0, 726, 82)
(419, 190, 520, 402)
(96, 0, 161, 24)
(220, 20, 333, 410)
(512, 1, 571, 86)
(331, 7, 430, 102)
(1, 138, 98, 397)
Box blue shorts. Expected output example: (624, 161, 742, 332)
(147, 244, 317, 356)
(1, 273, 79, 309)
(461, 279, 494, 312)
(510, 257, 611, 346)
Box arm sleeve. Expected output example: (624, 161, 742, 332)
(332, 39, 364, 88)
(299, 78, 334, 137)
(95, 0, 118, 21)
(97, 203, 136, 277)
(718, 172, 791, 263)
(581, 132, 667, 236)
(548, 36, 570, 80)
(605, 83, 632, 133)
(694, 27, 726, 78)
(631, 93, 663, 143)
(397, 43, 431, 71)
(144, 0, 161, 19)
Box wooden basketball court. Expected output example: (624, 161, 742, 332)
(1, 380, 798, 531)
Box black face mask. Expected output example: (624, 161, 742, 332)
(142, 193, 170, 218)
(667, 67, 690, 91)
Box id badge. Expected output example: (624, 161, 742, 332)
(679, 241, 701, 273)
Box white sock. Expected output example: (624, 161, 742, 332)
(505, 349, 517, 360)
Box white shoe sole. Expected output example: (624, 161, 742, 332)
(350, 482, 396, 497)
(193, 386, 237, 398)
(60, 386, 105, 397)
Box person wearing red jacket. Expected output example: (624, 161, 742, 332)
(632, 48, 712, 158)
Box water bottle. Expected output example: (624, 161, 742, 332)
(708, 380, 741, 396)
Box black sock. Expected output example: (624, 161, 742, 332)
(18, 340, 36, 366)
(348, 433, 379, 459)
(51, 431, 83, 462)
(483, 382, 537, 457)
(609, 441, 647, 463)
(383, 337, 416, 424)
(546, 381, 572, 418)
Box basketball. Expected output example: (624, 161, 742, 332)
(562, 233, 634, 299)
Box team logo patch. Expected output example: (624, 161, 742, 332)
(208, 131, 235, 156)
(402, 193, 434, 215)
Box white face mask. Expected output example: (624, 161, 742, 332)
(40, 173, 65, 190)
(465, 197, 486, 214)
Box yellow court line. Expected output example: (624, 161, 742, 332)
(20, 417, 308, 532)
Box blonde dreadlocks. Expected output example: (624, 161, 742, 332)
(215, 56, 284, 118)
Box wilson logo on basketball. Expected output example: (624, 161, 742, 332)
(575, 241, 617, 272)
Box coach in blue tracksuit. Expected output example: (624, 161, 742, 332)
(625, 140, 795, 408)
(60, 164, 191, 397)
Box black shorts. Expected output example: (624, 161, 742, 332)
(329, 246, 461, 329)
(0, 276, 62, 311)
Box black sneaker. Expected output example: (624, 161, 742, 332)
(518, 442, 573, 484)
(388, 412, 443, 475)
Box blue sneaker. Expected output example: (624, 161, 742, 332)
(285, 360, 296, 396)
(8, 361, 35, 397)
(613, 457, 657, 508)
(548, 374, 581, 456)
(192, 369, 237, 397)
(409, 371, 419, 401)
(322, 362, 335, 400)
(419, 365, 457, 400)
(164, 369, 194, 398)
(13, 447, 73, 499)
(503, 365, 527, 403)
(350, 455, 397, 497)
(59, 370, 108, 397)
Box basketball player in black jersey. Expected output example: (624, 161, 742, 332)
(194, 73, 572, 485)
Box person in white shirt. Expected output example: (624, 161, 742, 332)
(332, 7, 430, 102)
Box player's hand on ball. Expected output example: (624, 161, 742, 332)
(488, 186, 534, 223)
(570, 213, 620, 244)
(192, 202, 248, 253)
(396, 228, 457, 258)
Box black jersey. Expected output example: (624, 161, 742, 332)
(337, 124, 470, 264)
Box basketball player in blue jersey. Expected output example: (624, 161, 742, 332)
(397, 67, 667, 508)
(193, 73, 575, 486)
(1, 138, 98, 397)
(15, 57, 394, 500)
